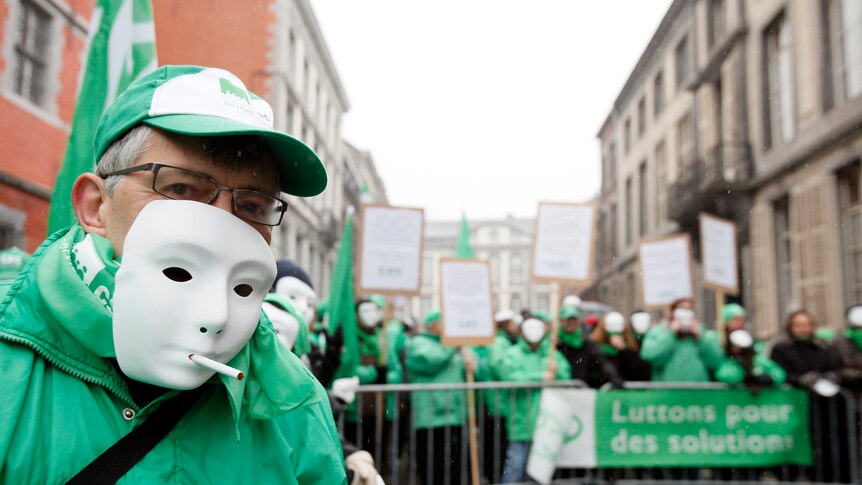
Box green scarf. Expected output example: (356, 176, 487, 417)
(845, 328, 862, 352)
(37, 226, 318, 424)
(558, 328, 584, 349)
(601, 342, 618, 356)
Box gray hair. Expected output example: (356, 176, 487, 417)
(95, 125, 153, 195)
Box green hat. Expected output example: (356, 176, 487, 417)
(94, 65, 326, 197)
(532, 311, 553, 323)
(367, 294, 386, 309)
(722, 303, 747, 325)
(0, 247, 30, 280)
(559, 305, 580, 320)
(424, 310, 441, 324)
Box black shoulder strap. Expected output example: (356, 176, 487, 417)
(66, 386, 207, 485)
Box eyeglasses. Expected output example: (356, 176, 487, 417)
(98, 163, 288, 226)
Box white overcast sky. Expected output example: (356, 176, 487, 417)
(310, 0, 673, 221)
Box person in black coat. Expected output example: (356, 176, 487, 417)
(770, 309, 839, 388)
(555, 305, 623, 388)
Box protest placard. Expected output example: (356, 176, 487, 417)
(527, 388, 812, 483)
(699, 212, 739, 295)
(638, 234, 694, 308)
(439, 258, 495, 347)
(357, 204, 424, 296)
(530, 202, 597, 285)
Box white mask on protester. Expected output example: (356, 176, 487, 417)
(631, 312, 652, 335)
(262, 302, 301, 350)
(848, 306, 862, 327)
(604, 312, 625, 334)
(673, 308, 696, 329)
(728, 330, 754, 349)
(275, 276, 317, 325)
(358, 301, 383, 329)
(113, 200, 276, 389)
(521, 318, 547, 344)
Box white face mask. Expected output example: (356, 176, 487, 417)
(604, 312, 625, 334)
(673, 308, 696, 328)
(728, 329, 754, 349)
(113, 200, 276, 389)
(358, 301, 383, 329)
(275, 276, 317, 325)
(631, 312, 652, 335)
(849, 306, 862, 327)
(521, 318, 547, 344)
(262, 302, 300, 350)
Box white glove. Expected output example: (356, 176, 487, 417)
(345, 450, 384, 485)
(330, 376, 360, 404)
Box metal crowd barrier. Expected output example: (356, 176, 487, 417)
(336, 381, 861, 485)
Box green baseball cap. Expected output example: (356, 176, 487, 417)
(424, 310, 441, 324)
(722, 303, 747, 325)
(94, 65, 326, 197)
(532, 311, 553, 323)
(559, 305, 580, 320)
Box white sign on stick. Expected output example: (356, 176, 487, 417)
(439, 258, 495, 347)
(531, 202, 596, 284)
(527, 389, 598, 484)
(358, 205, 424, 295)
(700, 213, 739, 295)
(638, 235, 694, 308)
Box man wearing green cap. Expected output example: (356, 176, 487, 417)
(556, 304, 623, 388)
(0, 66, 345, 483)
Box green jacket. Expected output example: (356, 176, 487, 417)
(0, 230, 346, 484)
(715, 353, 787, 386)
(496, 339, 571, 442)
(639, 324, 723, 382)
(475, 330, 515, 417)
(405, 332, 465, 429)
(385, 320, 407, 419)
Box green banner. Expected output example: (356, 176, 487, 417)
(596, 389, 812, 467)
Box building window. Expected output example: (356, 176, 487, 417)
(490, 255, 499, 285)
(288, 30, 296, 74)
(675, 35, 690, 90)
(708, 0, 727, 48)
(609, 201, 618, 255)
(653, 70, 665, 118)
(624, 118, 631, 154)
(510, 253, 522, 285)
(637, 96, 647, 137)
(608, 141, 617, 186)
(764, 13, 796, 148)
(303, 59, 310, 99)
(420, 295, 432, 317)
(510, 293, 521, 313)
(0, 205, 26, 250)
(638, 161, 648, 237)
(826, 0, 862, 108)
(774, 196, 795, 317)
(655, 141, 667, 226)
(676, 113, 693, 172)
(537, 294, 549, 313)
(422, 256, 432, 286)
(837, 162, 862, 305)
(625, 176, 633, 246)
(13, 0, 52, 107)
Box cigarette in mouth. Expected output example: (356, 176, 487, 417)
(189, 354, 244, 381)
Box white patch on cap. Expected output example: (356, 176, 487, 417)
(149, 68, 273, 130)
(849, 306, 862, 327)
(495, 309, 516, 323)
(562, 295, 581, 307)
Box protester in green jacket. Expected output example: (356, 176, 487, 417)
(640, 298, 724, 382)
(0, 65, 345, 484)
(406, 309, 474, 485)
(715, 329, 786, 388)
(496, 315, 571, 483)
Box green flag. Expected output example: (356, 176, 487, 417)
(47, 0, 158, 234)
(457, 212, 474, 259)
(328, 210, 359, 377)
